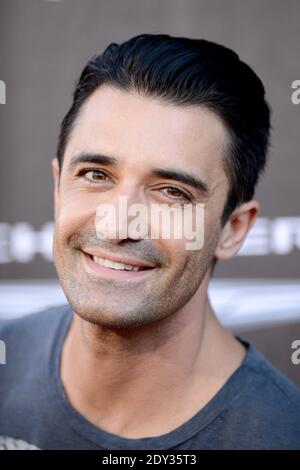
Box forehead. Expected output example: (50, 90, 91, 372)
(63, 85, 228, 180)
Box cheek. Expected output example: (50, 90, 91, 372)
(56, 190, 100, 240)
(148, 207, 209, 268)
(158, 237, 191, 273)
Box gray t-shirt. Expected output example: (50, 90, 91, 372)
(0, 304, 300, 450)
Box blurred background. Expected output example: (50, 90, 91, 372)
(0, 0, 299, 385)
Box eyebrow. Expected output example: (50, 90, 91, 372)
(151, 167, 209, 197)
(68, 153, 209, 197)
(68, 153, 118, 169)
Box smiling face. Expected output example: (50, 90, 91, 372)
(52, 85, 230, 329)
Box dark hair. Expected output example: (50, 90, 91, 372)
(57, 33, 271, 229)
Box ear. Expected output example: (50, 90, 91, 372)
(214, 200, 260, 260)
(52, 157, 60, 216)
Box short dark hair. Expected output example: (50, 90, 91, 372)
(57, 33, 271, 228)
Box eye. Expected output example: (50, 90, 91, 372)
(161, 186, 191, 201)
(77, 168, 110, 183)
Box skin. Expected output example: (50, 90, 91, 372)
(52, 85, 259, 438)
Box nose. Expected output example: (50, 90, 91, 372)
(94, 182, 149, 243)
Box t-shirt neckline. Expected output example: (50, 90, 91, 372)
(49, 304, 258, 450)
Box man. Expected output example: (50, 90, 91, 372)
(0, 33, 299, 450)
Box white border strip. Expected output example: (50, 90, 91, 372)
(0, 279, 299, 330)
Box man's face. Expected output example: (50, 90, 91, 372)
(52, 85, 229, 328)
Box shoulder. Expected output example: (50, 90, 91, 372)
(224, 340, 300, 448)
(0, 304, 71, 362)
(0, 304, 72, 416)
(0, 304, 70, 334)
(243, 343, 300, 412)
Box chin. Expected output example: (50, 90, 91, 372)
(69, 298, 170, 331)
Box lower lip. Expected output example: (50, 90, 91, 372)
(82, 251, 157, 280)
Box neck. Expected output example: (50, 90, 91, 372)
(60, 276, 246, 438)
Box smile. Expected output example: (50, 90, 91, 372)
(81, 251, 158, 280)
(92, 255, 150, 271)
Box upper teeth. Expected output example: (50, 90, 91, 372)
(92, 256, 143, 271)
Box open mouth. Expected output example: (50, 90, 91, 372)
(89, 254, 153, 272)
(82, 251, 158, 279)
